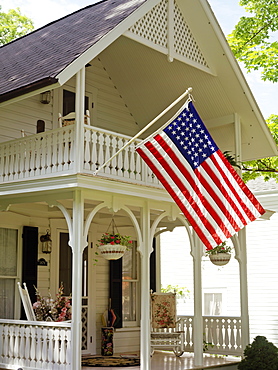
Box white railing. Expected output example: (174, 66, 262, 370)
(0, 319, 71, 370)
(180, 316, 242, 356)
(0, 125, 161, 187)
(83, 125, 160, 186)
(0, 126, 75, 183)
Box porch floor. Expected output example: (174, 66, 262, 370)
(82, 351, 241, 369)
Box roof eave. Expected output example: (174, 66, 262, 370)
(0, 77, 59, 107)
(56, 0, 161, 86)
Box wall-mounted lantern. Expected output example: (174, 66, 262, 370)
(40, 229, 52, 254)
(40, 91, 51, 104)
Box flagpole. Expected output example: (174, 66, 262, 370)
(93, 87, 193, 175)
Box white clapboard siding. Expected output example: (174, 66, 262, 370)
(86, 58, 138, 136)
(0, 96, 53, 142)
(0, 57, 137, 144)
(246, 212, 278, 346)
(113, 329, 140, 353)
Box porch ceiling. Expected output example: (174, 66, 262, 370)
(97, 37, 277, 162)
(7, 200, 185, 230)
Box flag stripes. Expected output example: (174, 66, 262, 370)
(136, 100, 265, 250)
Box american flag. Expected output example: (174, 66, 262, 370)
(136, 100, 265, 250)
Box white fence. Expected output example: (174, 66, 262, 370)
(0, 319, 71, 370)
(181, 315, 242, 356)
(0, 125, 161, 187)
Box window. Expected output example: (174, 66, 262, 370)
(0, 228, 18, 319)
(203, 288, 227, 316)
(204, 293, 222, 315)
(59, 232, 88, 296)
(109, 242, 140, 328)
(63, 90, 89, 116)
(122, 245, 139, 325)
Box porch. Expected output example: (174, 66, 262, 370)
(0, 316, 242, 369)
(82, 351, 240, 370)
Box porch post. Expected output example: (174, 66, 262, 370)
(236, 228, 250, 353)
(70, 190, 86, 370)
(75, 67, 85, 173)
(140, 201, 152, 370)
(191, 232, 203, 367)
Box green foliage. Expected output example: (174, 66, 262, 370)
(0, 6, 34, 46)
(205, 241, 232, 255)
(227, 1, 278, 182)
(228, 0, 278, 82)
(161, 284, 190, 298)
(242, 115, 278, 183)
(238, 336, 278, 370)
(97, 232, 132, 248)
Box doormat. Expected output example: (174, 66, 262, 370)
(81, 356, 140, 367)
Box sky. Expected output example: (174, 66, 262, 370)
(1, 0, 277, 119)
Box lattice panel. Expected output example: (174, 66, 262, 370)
(129, 0, 168, 47)
(173, 0, 208, 67)
(128, 0, 209, 68)
(82, 306, 88, 350)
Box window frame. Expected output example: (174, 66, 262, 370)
(122, 243, 140, 327)
(203, 287, 227, 316)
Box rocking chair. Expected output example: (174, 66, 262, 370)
(17, 282, 36, 321)
(150, 292, 184, 357)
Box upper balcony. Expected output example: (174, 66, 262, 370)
(0, 123, 161, 188)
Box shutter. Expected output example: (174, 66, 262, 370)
(109, 259, 122, 328)
(22, 226, 38, 319)
(150, 238, 157, 292)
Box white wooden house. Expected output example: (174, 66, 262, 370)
(0, 0, 277, 369)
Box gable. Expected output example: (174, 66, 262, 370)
(126, 0, 211, 73)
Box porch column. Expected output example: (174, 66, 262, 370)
(235, 229, 250, 353)
(70, 190, 86, 370)
(75, 67, 85, 173)
(140, 202, 152, 370)
(191, 233, 203, 367)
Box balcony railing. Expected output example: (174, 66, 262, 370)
(180, 315, 242, 356)
(0, 124, 161, 187)
(0, 315, 241, 370)
(0, 319, 71, 370)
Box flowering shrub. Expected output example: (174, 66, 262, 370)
(97, 233, 133, 248)
(33, 284, 71, 322)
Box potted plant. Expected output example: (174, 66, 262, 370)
(206, 241, 232, 266)
(97, 232, 132, 260)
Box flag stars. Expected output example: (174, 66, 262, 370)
(163, 103, 218, 170)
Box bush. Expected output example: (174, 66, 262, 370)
(238, 336, 278, 370)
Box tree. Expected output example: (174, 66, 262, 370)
(241, 116, 278, 182)
(228, 0, 278, 182)
(228, 0, 278, 83)
(0, 6, 34, 46)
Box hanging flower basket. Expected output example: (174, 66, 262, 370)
(97, 227, 132, 261)
(206, 241, 232, 266)
(209, 253, 231, 266)
(98, 243, 127, 260)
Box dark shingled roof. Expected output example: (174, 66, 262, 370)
(0, 0, 146, 102)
